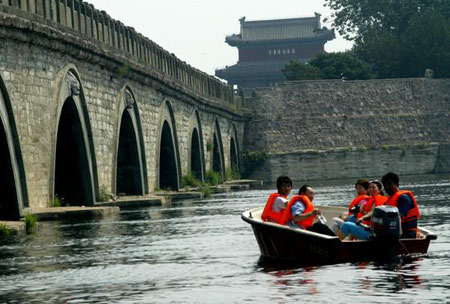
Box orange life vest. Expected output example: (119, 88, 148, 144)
(281, 195, 315, 228)
(359, 195, 388, 226)
(385, 190, 420, 234)
(261, 193, 286, 224)
(348, 195, 371, 216)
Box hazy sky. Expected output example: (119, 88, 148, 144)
(85, 0, 352, 75)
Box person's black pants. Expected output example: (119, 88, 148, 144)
(307, 223, 336, 236)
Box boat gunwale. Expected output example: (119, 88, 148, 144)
(242, 206, 438, 242)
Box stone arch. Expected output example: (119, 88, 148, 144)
(156, 100, 181, 191)
(113, 86, 148, 196)
(229, 123, 240, 170)
(51, 67, 98, 206)
(0, 75, 28, 220)
(188, 109, 205, 182)
(212, 118, 225, 179)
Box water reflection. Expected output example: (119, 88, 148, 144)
(0, 174, 449, 302)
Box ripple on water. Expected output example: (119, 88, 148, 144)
(0, 175, 450, 302)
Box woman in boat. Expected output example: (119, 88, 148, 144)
(330, 179, 370, 234)
(355, 180, 387, 226)
(337, 180, 388, 240)
(347, 179, 371, 222)
(261, 176, 292, 224)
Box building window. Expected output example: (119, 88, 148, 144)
(292, 49, 296, 54)
(282, 49, 285, 54)
(277, 50, 281, 54)
(287, 49, 290, 54)
(269, 50, 272, 55)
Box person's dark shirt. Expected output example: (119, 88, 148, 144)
(397, 194, 417, 238)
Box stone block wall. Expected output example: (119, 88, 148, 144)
(0, 8, 245, 211)
(244, 79, 450, 181)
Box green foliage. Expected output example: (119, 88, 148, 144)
(241, 151, 268, 178)
(282, 61, 321, 81)
(206, 141, 213, 152)
(154, 187, 161, 192)
(225, 165, 241, 181)
(52, 195, 64, 207)
(182, 172, 201, 188)
(309, 52, 376, 80)
(205, 170, 222, 186)
(0, 223, 11, 237)
(326, 0, 450, 78)
(200, 184, 212, 198)
(98, 185, 110, 202)
(117, 63, 131, 77)
(283, 52, 376, 81)
(25, 215, 37, 234)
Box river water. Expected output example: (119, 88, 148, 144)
(0, 174, 449, 303)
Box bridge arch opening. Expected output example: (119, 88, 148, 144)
(0, 76, 27, 220)
(212, 119, 224, 179)
(230, 137, 239, 169)
(0, 119, 19, 220)
(190, 128, 203, 181)
(54, 97, 94, 206)
(230, 124, 240, 171)
(116, 109, 144, 195)
(159, 120, 179, 190)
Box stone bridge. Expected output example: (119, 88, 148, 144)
(0, 0, 246, 220)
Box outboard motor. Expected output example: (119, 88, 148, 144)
(371, 205, 402, 239)
(371, 206, 402, 259)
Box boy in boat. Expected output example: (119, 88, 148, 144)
(261, 176, 292, 224)
(382, 172, 420, 239)
(282, 185, 335, 236)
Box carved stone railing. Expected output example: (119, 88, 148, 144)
(0, 0, 234, 104)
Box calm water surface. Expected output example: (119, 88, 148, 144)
(1, 174, 449, 303)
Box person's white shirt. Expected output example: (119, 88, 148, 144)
(272, 196, 288, 212)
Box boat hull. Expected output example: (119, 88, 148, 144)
(242, 207, 437, 265)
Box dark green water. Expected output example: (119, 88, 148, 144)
(0, 174, 449, 303)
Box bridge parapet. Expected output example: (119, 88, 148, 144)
(0, 0, 234, 106)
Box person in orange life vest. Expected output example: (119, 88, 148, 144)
(337, 181, 388, 240)
(356, 180, 388, 226)
(382, 172, 420, 239)
(330, 179, 370, 234)
(283, 185, 335, 236)
(261, 176, 292, 224)
(347, 179, 371, 222)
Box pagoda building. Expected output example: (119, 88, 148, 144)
(215, 14, 335, 91)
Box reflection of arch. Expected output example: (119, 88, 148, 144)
(230, 123, 240, 170)
(113, 87, 148, 196)
(156, 101, 181, 190)
(188, 110, 205, 182)
(212, 118, 225, 179)
(51, 68, 98, 206)
(0, 75, 28, 219)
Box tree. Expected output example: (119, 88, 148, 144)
(282, 52, 375, 81)
(325, 0, 450, 78)
(325, 0, 450, 41)
(309, 52, 376, 80)
(282, 61, 321, 81)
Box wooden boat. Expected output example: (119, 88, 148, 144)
(242, 206, 437, 265)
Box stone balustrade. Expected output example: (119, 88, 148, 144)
(0, 0, 233, 103)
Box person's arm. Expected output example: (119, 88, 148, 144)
(397, 194, 413, 217)
(293, 209, 319, 222)
(291, 201, 319, 222)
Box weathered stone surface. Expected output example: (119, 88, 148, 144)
(245, 80, 450, 181)
(0, 6, 246, 213)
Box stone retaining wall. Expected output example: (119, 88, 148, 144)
(244, 79, 450, 181)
